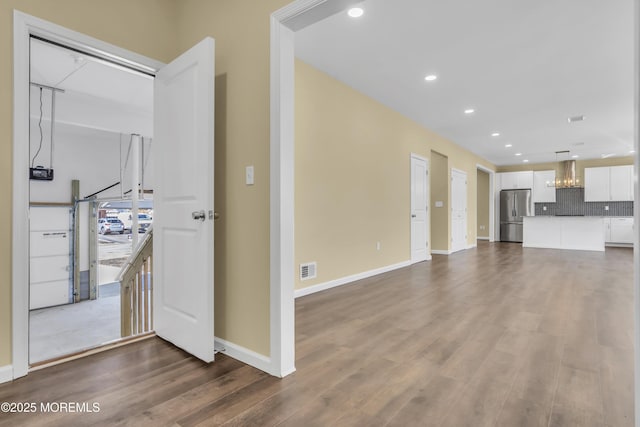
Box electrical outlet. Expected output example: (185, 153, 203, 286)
(543, 206, 547, 211)
(376, 241, 381, 250)
(604, 205, 609, 211)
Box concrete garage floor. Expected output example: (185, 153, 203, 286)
(29, 284, 122, 363)
(28, 236, 132, 364)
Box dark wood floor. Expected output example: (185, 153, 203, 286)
(0, 242, 634, 426)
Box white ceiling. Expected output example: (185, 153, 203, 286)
(30, 38, 153, 137)
(295, 0, 635, 166)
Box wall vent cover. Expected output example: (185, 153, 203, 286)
(299, 262, 317, 281)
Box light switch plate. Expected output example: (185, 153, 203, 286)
(435, 201, 444, 208)
(246, 166, 254, 185)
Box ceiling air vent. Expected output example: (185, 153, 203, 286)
(567, 115, 585, 123)
(300, 262, 317, 281)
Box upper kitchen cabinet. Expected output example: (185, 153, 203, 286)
(609, 165, 633, 201)
(585, 165, 633, 202)
(533, 170, 556, 203)
(500, 171, 533, 190)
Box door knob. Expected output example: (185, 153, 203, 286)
(411, 214, 417, 218)
(209, 210, 220, 220)
(192, 210, 206, 221)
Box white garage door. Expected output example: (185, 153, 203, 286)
(30, 206, 73, 310)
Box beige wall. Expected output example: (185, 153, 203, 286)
(295, 60, 494, 288)
(431, 151, 449, 251)
(477, 169, 490, 238)
(497, 156, 634, 181)
(0, 0, 179, 369)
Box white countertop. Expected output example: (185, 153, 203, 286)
(523, 216, 605, 251)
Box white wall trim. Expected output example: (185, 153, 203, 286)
(269, 4, 302, 379)
(294, 260, 411, 299)
(431, 249, 452, 255)
(477, 237, 490, 241)
(0, 365, 13, 384)
(214, 338, 285, 377)
(12, 11, 163, 379)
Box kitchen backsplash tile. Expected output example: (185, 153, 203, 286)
(534, 188, 633, 217)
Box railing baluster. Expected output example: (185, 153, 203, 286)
(119, 230, 153, 338)
(143, 258, 149, 332)
(149, 255, 153, 331)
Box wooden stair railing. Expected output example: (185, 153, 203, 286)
(118, 229, 153, 337)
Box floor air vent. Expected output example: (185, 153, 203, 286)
(300, 262, 317, 281)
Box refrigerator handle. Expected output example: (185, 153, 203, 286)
(512, 194, 516, 217)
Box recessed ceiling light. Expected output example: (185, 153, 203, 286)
(505, 144, 512, 148)
(464, 108, 475, 114)
(601, 153, 614, 159)
(515, 153, 522, 156)
(523, 159, 529, 163)
(424, 74, 437, 81)
(347, 7, 364, 18)
(491, 132, 500, 137)
(571, 154, 579, 158)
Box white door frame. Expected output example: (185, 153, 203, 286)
(476, 164, 495, 242)
(269, 0, 363, 378)
(12, 11, 164, 379)
(410, 153, 430, 263)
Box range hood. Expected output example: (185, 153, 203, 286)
(555, 160, 582, 188)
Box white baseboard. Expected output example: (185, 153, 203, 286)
(294, 260, 411, 298)
(0, 365, 13, 384)
(477, 236, 490, 241)
(605, 243, 633, 248)
(467, 243, 477, 249)
(214, 337, 274, 376)
(431, 249, 451, 255)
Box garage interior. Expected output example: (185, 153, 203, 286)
(28, 37, 154, 363)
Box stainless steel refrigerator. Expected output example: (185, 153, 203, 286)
(500, 189, 532, 242)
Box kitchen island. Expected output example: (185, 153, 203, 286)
(522, 216, 605, 251)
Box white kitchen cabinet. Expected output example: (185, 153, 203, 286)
(533, 170, 556, 203)
(585, 165, 634, 202)
(584, 167, 611, 201)
(500, 171, 533, 190)
(610, 165, 633, 201)
(608, 217, 634, 244)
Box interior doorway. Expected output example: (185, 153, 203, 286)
(476, 168, 490, 241)
(13, 12, 217, 378)
(27, 37, 154, 364)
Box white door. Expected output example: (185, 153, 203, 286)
(153, 38, 215, 363)
(451, 169, 467, 253)
(411, 155, 429, 263)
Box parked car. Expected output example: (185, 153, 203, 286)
(117, 212, 153, 233)
(98, 218, 124, 234)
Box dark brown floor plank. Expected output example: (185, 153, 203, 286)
(0, 242, 633, 426)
